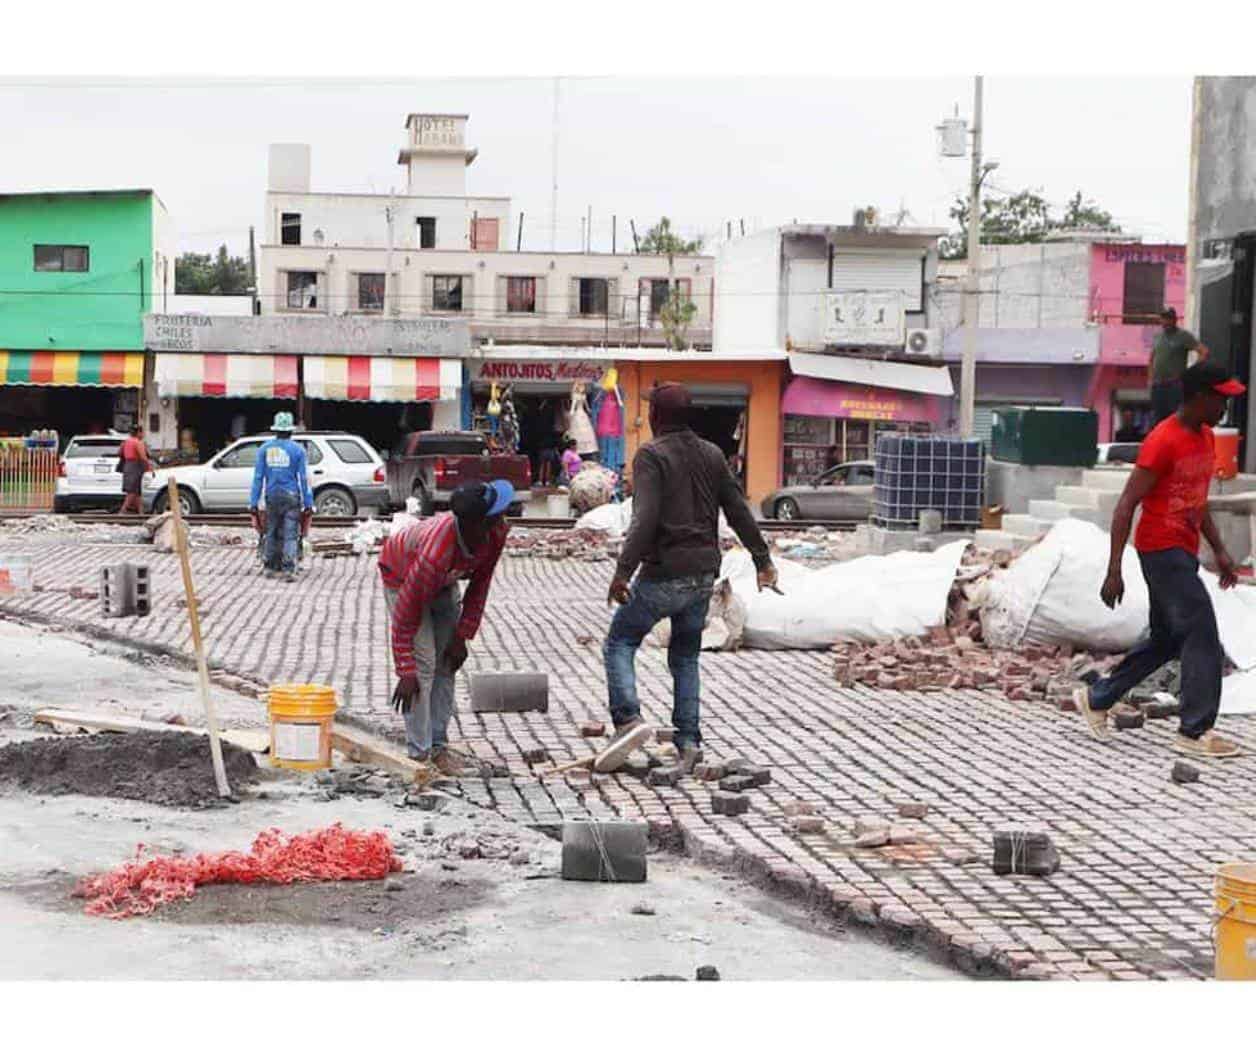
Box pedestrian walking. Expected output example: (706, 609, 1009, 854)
(248, 412, 312, 582)
(1149, 307, 1211, 423)
(379, 480, 512, 778)
(1076, 361, 1246, 758)
(117, 425, 155, 515)
(595, 383, 779, 774)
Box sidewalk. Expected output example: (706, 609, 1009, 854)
(3, 534, 1254, 979)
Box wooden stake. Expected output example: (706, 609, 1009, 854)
(537, 754, 595, 778)
(168, 476, 231, 798)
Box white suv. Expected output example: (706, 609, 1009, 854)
(143, 431, 386, 517)
(54, 434, 126, 512)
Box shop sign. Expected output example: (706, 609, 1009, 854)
(471, 359, 607, 387)
(144, 314, 469, 356)
(1101, 245, 1185, 264)
(837, 395, 910, 421)
(823, 291, 905, 347)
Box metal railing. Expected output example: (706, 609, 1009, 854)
(0, 439, 58, 511)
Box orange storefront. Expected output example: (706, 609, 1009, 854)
(615, 352, 787, 505)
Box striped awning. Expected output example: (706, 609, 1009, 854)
(0, 350, 144, 388)
(155, 353, 299, 399)
(303, 356, 461, 403)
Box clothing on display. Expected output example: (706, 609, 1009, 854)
(567, 381, 599, 456)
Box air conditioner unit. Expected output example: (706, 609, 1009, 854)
(903, 328, 941, 358)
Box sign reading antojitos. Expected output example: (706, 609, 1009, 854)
(471, 359, 607, 387)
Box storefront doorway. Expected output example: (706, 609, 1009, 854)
(309, 399, 430, 458)
(175, 396, 296, 462)
(0, 385, 119, 447)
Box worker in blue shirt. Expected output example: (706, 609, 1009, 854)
(249, 411, 313, 582)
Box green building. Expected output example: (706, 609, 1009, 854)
(0, 189, 172, 439)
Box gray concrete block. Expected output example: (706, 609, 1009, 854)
(992, 828, 1059, 876)
(712, 791, 750, 815)
(721, 774, 755, 793)
(469, 672, 548, 714)
(561, 820, 647, 883)
(743, 765, 772, 787)
(646, 765, 683, 787)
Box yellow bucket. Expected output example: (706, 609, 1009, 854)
(267, 684, 338, 771)
(1215, 863, 1256, 980)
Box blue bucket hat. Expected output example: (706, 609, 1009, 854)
(450, 480, 514, 520)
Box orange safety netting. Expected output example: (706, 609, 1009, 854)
(75, 823, 403, 919)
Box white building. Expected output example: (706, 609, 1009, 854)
(714, 219, 951, 483)
(259, 113, 713, 350)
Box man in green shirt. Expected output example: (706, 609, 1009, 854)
(1149, 307, 1210, 423)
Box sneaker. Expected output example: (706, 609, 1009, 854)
(432, 748, 472, 778)
(1173, 730, 1243, 759)
(283, 573, 297, 584)
(678, 743, 704, 775)
(1074, 686, 1111, 743)
(593, 717, 654, 773)
(1110, 700, 1139, 718)
(263, 568, 278, 580)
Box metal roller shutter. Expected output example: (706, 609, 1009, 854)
(831, 249, 924, 310)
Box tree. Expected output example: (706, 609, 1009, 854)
(940, 187, 1122, 259)
(175, 244, 251, 294)
(636, 217, 703, 255)
(658, 287, 698, 351)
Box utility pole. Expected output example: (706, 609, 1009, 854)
(612, 215, 617, 254)
(586, 205, 592, 252)
(517, 212, 524, 251)
(248, 225, 258, 316)
(959, 75, 983, 438)
(1186, 76, 1203, 333)
(550, 78, 560, 251)
(385, 190, 397, 316)
(630, 219, 640, 254)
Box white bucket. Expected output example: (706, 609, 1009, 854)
(0, 554, 33, 596)
(547, 493, 571, 518)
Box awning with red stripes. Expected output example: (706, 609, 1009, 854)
(303, 356, 461, 403)
(155, 353, 299, 399)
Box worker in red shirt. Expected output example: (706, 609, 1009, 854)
(379, 480, 512, 778)
(1076, 361, 1246, 759)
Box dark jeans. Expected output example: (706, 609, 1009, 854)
(1151, 380, 1183, 424)
(1090, 548, 1222, 739)
(264, 491, 302, 575)
(604, 573, 715, 751)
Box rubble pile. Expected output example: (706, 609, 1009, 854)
(832, 541, 1125, 695)
(505, 527, 615, 562)
(770, 526, 862, 564)
(0, 515, 139, 545)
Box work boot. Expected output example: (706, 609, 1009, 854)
(678, 743, 703, 775)
(1110, 700, 1138, 718)
(411, 759, 438, 789)
(432, 748, 471, 778)
(283, 573, 297, 584)
(1174, 730, 1242, 759)
(264, 568, 278, 580)
(1073, 686, 1111, 743)
(593, 717, 654, 773)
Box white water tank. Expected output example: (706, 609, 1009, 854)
(937, 118, 967, 158)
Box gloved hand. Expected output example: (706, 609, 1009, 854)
(391, 674, 419, 714)
(250, 509, 264, 534)
(444, 636, 468, 673)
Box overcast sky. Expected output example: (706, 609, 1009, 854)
(0, 76, 1192, 258)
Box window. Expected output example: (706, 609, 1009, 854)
(849, 465, 875, 485)
(296, 440, 323, 465)
(507, 276, 537, 314)
(286, 271, 319, 310)
(416, 217, 437, 249)
(578, 277, 609, 316)
(65, 438, 123, 459)
(471, 217, 499, 251)
(34, 245, 89, 272)
(432, 275, 463, 311)
(281, 213, 301, 246)
(329, 439, 372, 464)
(1122, 262, 1166, 324)
(648, 278, 671, 319)
(357, 273, 385, 311)
(218, 442, 261, 469)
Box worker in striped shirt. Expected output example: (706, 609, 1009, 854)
(380, 480, 513, 778)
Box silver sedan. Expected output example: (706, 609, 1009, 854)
(760, 460, 875, 522)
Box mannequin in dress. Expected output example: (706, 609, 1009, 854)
(567, 380, 599, 459)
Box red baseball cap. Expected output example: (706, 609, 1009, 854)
(1184, 362, 1246, 399)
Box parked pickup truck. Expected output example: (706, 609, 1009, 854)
(387, 430, 531, 516)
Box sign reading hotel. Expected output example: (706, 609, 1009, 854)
(414, 116, 464, 148)
(471, 359, 607, 388)
(823, 290, 905, 347)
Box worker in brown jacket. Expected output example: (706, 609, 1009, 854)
(595, 382, 777, 774)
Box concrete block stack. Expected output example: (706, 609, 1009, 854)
(99, 563, 150, 618)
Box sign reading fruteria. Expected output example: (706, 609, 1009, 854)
(144, 315, 469, 357)
(823, 291, 905, 347)
(470, 359, 606, 389)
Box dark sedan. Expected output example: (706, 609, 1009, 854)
(759, 459, 875, 522)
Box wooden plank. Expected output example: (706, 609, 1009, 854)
(169, 476, 231, 798)
(32, 707, 270, 754)
(330, 723, 429, 783)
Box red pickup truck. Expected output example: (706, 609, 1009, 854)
(387, 430, 531, 516)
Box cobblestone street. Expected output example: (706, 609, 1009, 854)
(5, 531, 1256, 980)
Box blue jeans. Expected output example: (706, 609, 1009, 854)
(385, 585, 460, 759)
(604, 573, 715, 751)
(264, 491, 302, 574)
(1090, 548, 1222, 739)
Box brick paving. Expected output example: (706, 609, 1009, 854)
(5, 531, 1256, 980)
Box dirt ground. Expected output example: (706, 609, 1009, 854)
(0, 618, 959, 981)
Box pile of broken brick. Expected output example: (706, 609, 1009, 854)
(504, 528, 617, 562)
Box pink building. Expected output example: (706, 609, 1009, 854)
(1086, 242, 1187, 440)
